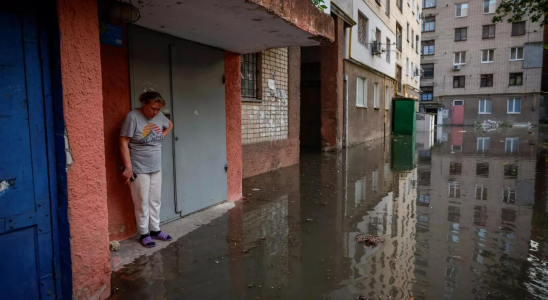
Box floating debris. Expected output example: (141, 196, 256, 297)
(355, 235, 385, 247)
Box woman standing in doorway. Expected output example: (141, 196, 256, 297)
(120, 91, 174, 248)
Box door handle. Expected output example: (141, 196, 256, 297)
(175, 136, 179, 141)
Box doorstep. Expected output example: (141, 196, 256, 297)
(110, 201, 235, 272)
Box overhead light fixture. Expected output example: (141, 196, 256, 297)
(99, 0, 140, 23)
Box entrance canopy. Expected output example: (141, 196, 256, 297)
(133, 0, 335, 54)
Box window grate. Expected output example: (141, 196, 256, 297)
(241, 53, 257, 98)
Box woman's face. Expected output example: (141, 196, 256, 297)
(142, 101, 163, 119)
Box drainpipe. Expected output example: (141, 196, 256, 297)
(344, 75, 348, 147)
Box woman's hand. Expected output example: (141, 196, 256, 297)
(122, 166, 134, 184)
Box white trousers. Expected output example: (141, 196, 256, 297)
(129, 171, 162, 235)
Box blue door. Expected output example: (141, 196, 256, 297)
(0, 11, 63, 299)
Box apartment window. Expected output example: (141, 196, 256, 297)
(453, 76, 465, 88)
(396, 65, 402, 93)
(454, 52, 466, 65)
(422, 63, 434, 78)
(411, 62, 414, 77)
(408, 0, 410, 6)
(477, 137, 490, 151)
(376, 0, 381, 5)
(355, 178, 366, 203)
(505, 137, 519, 153)
(423, 0, 435, 8)
(385, 86, 390, 110)
(406, 58, 410, 76)
(480, 74, 493, 87)
(475, 185, 488, 200)
(416, 35, 419, 53)
(421, 86, 433, 100)
(386, 38, 391, 63)
(481, 49, 494, 63)
(511, 21, 526, 36)
(448, 181, 460, 198)
(411, 29, 415, 48)
(510, 47, 524, 60)
(477, 162, 489, 177)
(478, 100, 492, 114)
(358, 13, 368, 47)
(412, 0, 415, 10)
(503, 187, 516, 204)
(504, 164, 518, 179)
(415, 66, 419, 80)
(406, 23, 410, 42)
(356, 77, 367, 107)
(509, 73, 523, 86)
(422, 17, 435, 32)
(386, 0, 390, 15)
(450, 162, 462, 175)
(455, 27, 467, 41)
(374, 83, 380, 108)
(507, 98, 521, 114)
(397, 0, 403, 11)
(502, 208, 516, 222)
(455, 3, 468, 17)
(241, 53, 258, 98)
(421, 40, 435, 55)
(418, 194, 430, 206)
(416, 6, 420, 21)
(482, 25, 495, 39)
(483, 0, 496, 14)
(396, 23, 403, 51)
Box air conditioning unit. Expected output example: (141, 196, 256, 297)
(372, 41, 382, 56)
(452, 65, 461, 71)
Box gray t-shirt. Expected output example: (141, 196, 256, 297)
(120, 109, 170, 174)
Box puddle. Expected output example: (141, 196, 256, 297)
(110, 127, 548, 300)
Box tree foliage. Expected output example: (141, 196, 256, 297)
(492, 0, 548, 27)
(312, 0, 328, 12)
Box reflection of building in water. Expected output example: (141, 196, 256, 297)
(331, 137, 417, 299)
(413, 129, 536, 300)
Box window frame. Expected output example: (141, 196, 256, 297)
(455, 3, 469, 18)
(453, 76, 466, 88)
(482, 25, 496, 39)
(374, 82, 380, 108)
(356, 77, 367, 108)
(477, 137, 491, 151)
(423, 0, 436, 9)
(509, 72, 523, 86)
(480, 74, 493, 87)
(358, 12, 369, 47)
(454, 27, 467, 41)
(241, 53, 259, 99)
(397, 0, 403, 11)
(478, 99, 492, 114)
(481, 49, 494, 63)
(385, 85, 390, 110)
(509, 47, 524, 61)
(422, 63, 434, 78)
(505, 138, 519, 153)
(511, 21, 526, 36)
(422, 16, 436, 32)
(453, 51, 466, 65)
(420, 86, 434, 101)
(421, 40, 435, 55)
(396, 23, 403, 51)
(483, 0, 496, 14)
(386, 37, 391, 63)
(507, 98, 521, 114)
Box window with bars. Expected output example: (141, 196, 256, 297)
(509, 73, 523, 86)
(511, 21, 525, 36)
(482, 25, 495, 39)
(241, 53, 258, 99)
(480, 74, 493, 87)
(358, 13, 368, 47)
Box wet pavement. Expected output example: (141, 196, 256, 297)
(110, 127, 548, 300)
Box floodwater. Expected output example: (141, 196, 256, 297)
(110, 127, 548, 300)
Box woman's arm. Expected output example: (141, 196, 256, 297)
(163, 120, 174, 138)
(120, 137, 134, 184)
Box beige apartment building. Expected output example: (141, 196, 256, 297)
(419, 0, 548, 125)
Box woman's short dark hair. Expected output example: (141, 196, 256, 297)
(139, 91, 166, 106)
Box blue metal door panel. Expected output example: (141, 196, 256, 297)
(0, 11, 59, 300)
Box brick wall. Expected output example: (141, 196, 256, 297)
(242, 48, 289, 144)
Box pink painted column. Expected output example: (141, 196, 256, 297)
(225, 51, 243, 201)
(57, 0, 111, 298)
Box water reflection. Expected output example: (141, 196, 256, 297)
(110, 127, 548, 300)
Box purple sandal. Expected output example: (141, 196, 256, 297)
(151, 231, 172, 241)
(140, 236, 156, 248)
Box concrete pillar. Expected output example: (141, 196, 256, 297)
(321, 17, 344, 151)
(225, 51, 243, 201)
(57, 0, 111, 298)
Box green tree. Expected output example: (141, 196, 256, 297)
(492, 0, 548, 27)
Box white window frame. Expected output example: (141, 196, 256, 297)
(374, 82, 380, 108)
(505, 137, 519, 153)
(475, 185, 488, 200)
(455, 3, 468, 17)
(385, 85, 390, 110)
(448, 181, 460, 198)
(509, 47, 524, 61)
(356, 77, 367, 107)
(502, 187, 516, 204)
(507, 98, 521, 114)
(477, 137, 490, 152)
(483, 0, 496, 14)
(481, 49, 494, 63)
(454, 52, 466, 65)
(478, 99, 492, 114)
